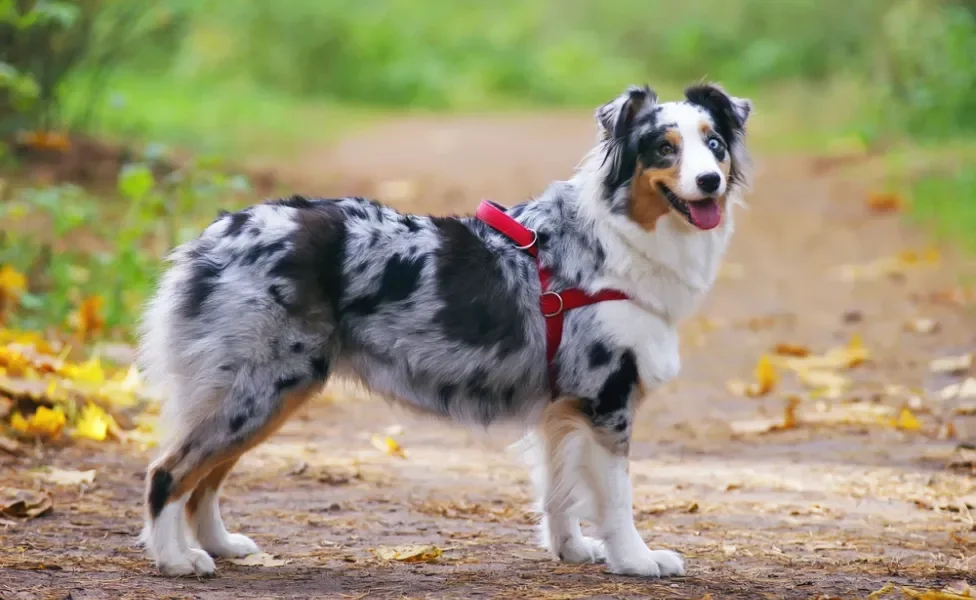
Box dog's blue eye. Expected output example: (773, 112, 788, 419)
(707, 137, 723, 151)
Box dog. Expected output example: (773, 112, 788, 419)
(137, 82, 752, 578)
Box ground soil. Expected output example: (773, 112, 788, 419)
(3, 114, 976, 599)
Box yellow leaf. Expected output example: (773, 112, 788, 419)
(752, 355, 777, 396)
(375, 544, 442, 563)
(72, 402, 117, 442)
(17, 405, 67, 438)
(371, 435, 407, 459)
(0, 265, 27, 297)
(892, 407, 922, 431)
(10, 410, 29, 433)
(68, 296, 105, 339)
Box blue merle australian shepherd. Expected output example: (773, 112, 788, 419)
(138, 83, 752, 578)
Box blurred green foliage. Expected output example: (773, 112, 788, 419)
(0, 155, 251, 336)
(5, 0, 976, 139)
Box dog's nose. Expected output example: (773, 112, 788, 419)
(696, 172, 721, 194)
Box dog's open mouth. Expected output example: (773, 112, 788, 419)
(657, 184, 721, 230)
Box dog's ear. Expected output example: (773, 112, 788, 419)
(596, 84, 657, 139)
(684, 83, 752, 136)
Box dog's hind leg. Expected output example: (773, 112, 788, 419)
(185, 456, 257, 558)
(143, 363, 328, 577)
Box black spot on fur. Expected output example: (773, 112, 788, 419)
(148, 469, 173, 519)
(344, 253, 427, 315)
(353, 262, 369, 275)
(369, 231, 381, 247)
(241, 239, 286, 266)
(275, 374, 303, 393)
(229, 412, 248, 433)
(274, 195, 314, 209)
(268, 284, 288, 308)
(588, 343, 612, 368)
(269, 201, 346, 318)
(466, 369, 492, 398)
(402, 216, 422, 232)
(347, 206, 369, 220)
(249, 227, 260, 237)
(503, 386, 516, 407)
(225, 211, 250, 237)
(291, 341, 305, 353)
(219, 364, 234, 372)
(431, 219, 527, 354)
(310, 355, 329, 380)
(595, 350, 638, 416)
(437, 383, 456, 413)
(182, 257, 222, 319)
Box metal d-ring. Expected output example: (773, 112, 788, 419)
(541, 291, 564, 318)
(515, 229, 538, 251)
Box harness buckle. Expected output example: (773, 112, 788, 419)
(515, 229, 538, 251)
(541, 291, 564, 318)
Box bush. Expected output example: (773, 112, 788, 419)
(0, 0, 172, 136)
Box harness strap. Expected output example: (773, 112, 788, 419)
(475, 200, 630, 396)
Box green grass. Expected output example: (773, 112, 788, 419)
(907, 148, 976, 252)
(59, 72, 383, 159)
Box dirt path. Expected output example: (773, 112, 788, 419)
(3, 115, 976, 599)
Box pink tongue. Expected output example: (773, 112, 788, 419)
(687, 199, 721, 230)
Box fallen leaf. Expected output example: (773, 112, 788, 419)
(31, 467, 96, 486)
(900, 586, 974, 599)
(0, 489, 53, 519)
(753, 355, 777, 394)
(10, 405, 66, 438)
(865, 191, 905, 214)
(905, 318, 939, 334)
(930, 354, 973, 376)
(228, 552, 290, 567)
(943, 378, 976, 403)
(71, 402, 118, 442)
(891, 407, 922, 431)
(730, 397, 799, 435)
(371, 435, 407, 459)
(374, 544, 442, 563)
(773, 343, 810, 357)
(68, 296, 105, 340)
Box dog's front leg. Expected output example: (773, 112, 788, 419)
(533, 397, 684, 577)
(585, 433, 684, 578)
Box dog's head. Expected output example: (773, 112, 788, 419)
(595, 83, 752, 232)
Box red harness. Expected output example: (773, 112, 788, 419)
(475, 201, 631, 395)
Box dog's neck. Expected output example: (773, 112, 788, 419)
(577, 183, 735, 324)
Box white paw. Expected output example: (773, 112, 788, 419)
(608, 548, 685, 578)
(555, 536, 607, 564)
(202, 533, 260, 558)
(158, 547, 217, 577)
